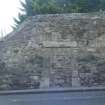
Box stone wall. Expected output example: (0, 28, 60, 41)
(0, 13, 105, 90)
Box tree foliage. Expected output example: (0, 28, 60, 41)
(13, 0, 105, 29)
(70, 0, 105, 13)
(12, 0, 34, 29)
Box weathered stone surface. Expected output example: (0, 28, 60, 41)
(1, 13, 105, 90)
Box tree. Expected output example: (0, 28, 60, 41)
(13, 0, 105, 29)
(12, 13, 26, 30)
(32, 0, 61, 14)
(20, 0, 35, 16)
(12, 0, 34, 29)
(69, 0, 102, 13)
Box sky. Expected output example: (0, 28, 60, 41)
(0, 0, 25, 37)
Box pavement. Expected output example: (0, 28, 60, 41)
(0, 87, 105, 105)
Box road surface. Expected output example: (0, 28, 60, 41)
(0, 87, 105, 105)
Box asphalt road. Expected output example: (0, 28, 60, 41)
(0, 88, 105, 105)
